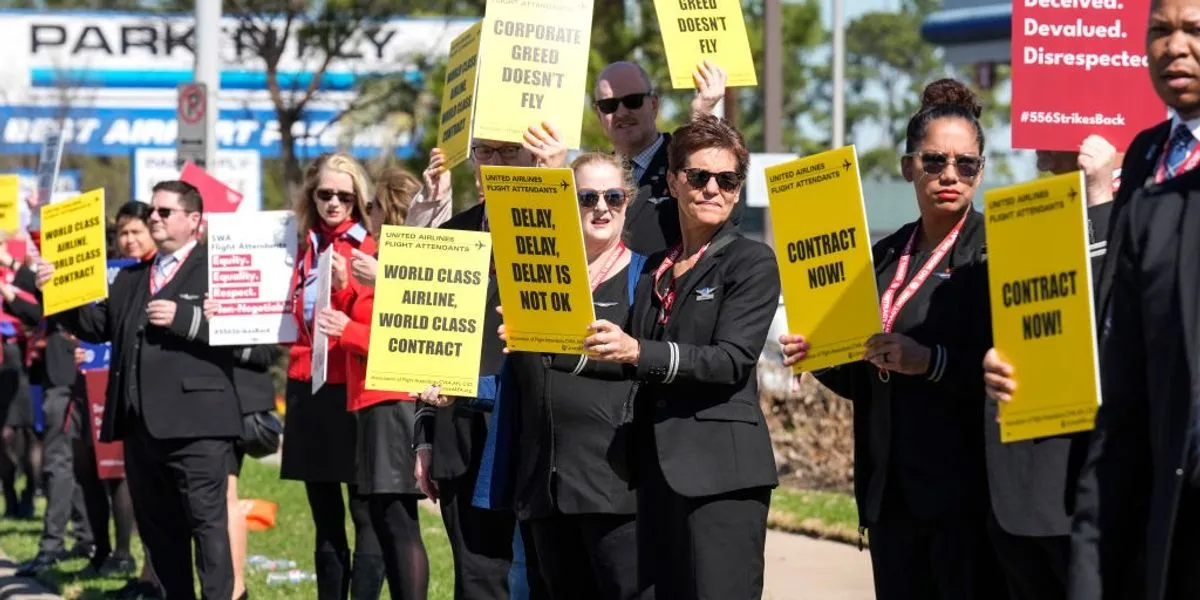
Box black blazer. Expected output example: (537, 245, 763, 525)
(816, 210, 991, 526)
(57, 244, 242, 442)
(623, 133, 681, 257)
(11, 264, 77, 390)
(1094, 119, 1172, 324)
(625, 222, 779, 497)
(230, 345, 280, 414)
(414, 203, 506, 481)
(1068, 165, 1200, 600)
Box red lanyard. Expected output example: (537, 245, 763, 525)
(150, 245, 194, 295)
(1155, 134, 1200, 184)
(879, 212, 968, 334)
(653, 241, 711, 325)
(589, 243, 627, 292)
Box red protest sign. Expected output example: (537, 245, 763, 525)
(1011, 0, 1165, 151)
(180, 162, 244, 214)
(84, 369, 125, 480)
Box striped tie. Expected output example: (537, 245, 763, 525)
(1164, 124, 1197, 180)
(152, 255, 177, 294)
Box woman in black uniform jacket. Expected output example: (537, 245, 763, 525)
(582, 114, 781, 600)
(781, 79, 1001, 599)
(493, 152, 644, 599)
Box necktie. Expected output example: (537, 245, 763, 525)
(1164, 124, 1198, 180)
(152, 255, 177, 294)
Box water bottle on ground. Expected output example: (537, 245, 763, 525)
(266, 569, 317, 585)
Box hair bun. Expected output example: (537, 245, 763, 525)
(920, 78, 982, 118)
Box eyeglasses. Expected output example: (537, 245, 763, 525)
(907, 151, 985, 179)
(681, 168, 744, 192)
(471, 145, 523, 161)
(578, 188, 628, 209)
(152, 207, 186, 219)
(594, 92, 654, 115)
(315, 188, 357, 204)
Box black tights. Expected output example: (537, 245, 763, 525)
(368, 494, 428, 600)
(305, 482, 381, 600)
(75, 437, 135, 560)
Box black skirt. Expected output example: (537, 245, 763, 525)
(355, 401, 421, 496)
(280, 379, 356, 483)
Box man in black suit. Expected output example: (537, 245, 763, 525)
(592, 61, 733, 255)
(412, 131, 564, 600)
(1069, 0, 1200, 597)
(39, 180, 241, 600)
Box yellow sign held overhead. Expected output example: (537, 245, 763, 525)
(42, 189, 107, 315)
(437, 22, 483, 170)
(473, 0, 594, 148)
(483, 165, 595, 354)
(366, 226, 493, 398)
(653, 0, 757, 89)
(984, 172, 1099, 443)
(0, 176, 18, 233)
(767, 146, 880, 372)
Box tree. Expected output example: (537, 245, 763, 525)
(227, 0, 426, 201)
(835, 0, 1012, 179)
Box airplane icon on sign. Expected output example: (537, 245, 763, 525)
(476, 240, 487, 250)
(843, 159, 852, 172)
(559, 180, 569, 190)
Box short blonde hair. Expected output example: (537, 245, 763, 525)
(296, 152, 372, 248)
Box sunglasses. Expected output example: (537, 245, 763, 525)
(315, 188, 357, 204)
(471, 145, 523, 161)
(578, 188, 628, 209)
(153, 207, 187, 219)
(681, 168, 744, 192)
(594, 92, 653, 115)
(908, 151, 985, 179)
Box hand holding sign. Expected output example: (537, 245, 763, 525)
(779, 333, 810, 367)
(317, 307, 350, 338)
(1078, 134, 1117, 206)
(350, 249, 378, 288)
(35, 259, 52, 290)
(584, 319, 640, 364)
(331, 252, 349, 291)
(691, 60, 728, 116)
(423, 149, 452, 203)
(523, 122, 569, 169)
(983, 348, 1017, 407)
(419, 384, 454, 408)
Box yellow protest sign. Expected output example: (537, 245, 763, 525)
(483, 165, 595, 353)
(0, 176, 18, 233)
(438, 22, 482, 170)
(984, 172, 1099, 443)
(365, 226, 493, 398)
(653, 0, 757, 89)
(473, 0, 594, 148)
(767, 146, 879, 372)
(42, 189, 107, 315)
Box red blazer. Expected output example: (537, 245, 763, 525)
(340, 280, 413, 411)
(286, 221, 376, 383)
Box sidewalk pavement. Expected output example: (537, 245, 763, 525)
(0, 553, 61, 600)
(763, 528, 875, 599)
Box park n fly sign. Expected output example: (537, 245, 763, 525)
(0, 10, 475, 159)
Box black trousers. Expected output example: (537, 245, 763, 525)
(74, 434, 135, 561)
(124, 419, 233, 600)
(525, 513, 638, 600)
(636, 454, 770, 600)
(1167, 487, 1200, 597)
(437, 473, 515, 600)
(986, 510, 1068, 600)
(869, 511, 1007, 600)
(38, 386, 92, 555)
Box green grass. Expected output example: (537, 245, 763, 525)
(768, 487, 861, 545)
(0, 459, 455, 599)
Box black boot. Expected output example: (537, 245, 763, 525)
(350, 553, 386, 600)
(314, 550, 351, 600)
